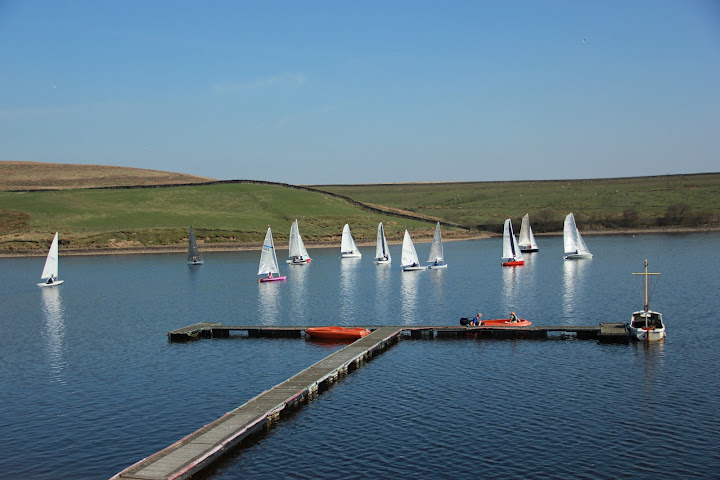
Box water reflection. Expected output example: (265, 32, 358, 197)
(40, 287, 65, 381)
(288, 264, 309, 323)
(375, 263, 392, 318)
(501, 265, 520, 310)
(562, 259, 590, 323)
(339, 258, 360, 321)
(257, 282, 282, 325)
(400, 271, 421, 325)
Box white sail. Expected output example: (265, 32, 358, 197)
(258, 227, 281, 275)
(40, 232, 60, 280)
(401, 230, 421, 267)
(518, 214, 538, 250)
(187, 226, 203, 264)
(564, 213, 592, 257)
(502, 219, 523, 261)
(375, 222, 391, 262)
(427, 222, 444, 264)
(289, 220, 310, 259)
(341, 223, 361, 256)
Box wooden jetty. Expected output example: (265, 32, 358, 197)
(112, 326, 402, 480)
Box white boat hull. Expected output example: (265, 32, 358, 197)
(427, 263, 447, 269)
(627, 309, 665, 341)
(341, 252, 361, 258)
(187, 260, 204, 265)
(519, 246, 538, 252)
(286, 259, 310, 265)
(627, 325, 666, 341)
(375, 258, 391, 264)
(402, 265, 426, 271)
(564, 252, 593, 259)
(38, 280, 64, 287)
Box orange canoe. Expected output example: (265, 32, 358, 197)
(478, 318, 532, 327)
(305, 326, 371, 340)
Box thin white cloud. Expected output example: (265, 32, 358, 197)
(213, 72, 307, 93)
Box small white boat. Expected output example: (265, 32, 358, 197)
(38, 232, 63, 287)
(501, 219, 524, 266)
(258, 227, 286, 283)
(627, 259, 665, 341)
(187, 226, 204, 265)
(563, 213, 593, 259)
(401, 229, 426, 271)
(340, 223, 362, 258)
(287, 219, 312, 265)
(518, 213, 539, 252)
(374, 222, 391, 264)
(427, 222, 447, 269)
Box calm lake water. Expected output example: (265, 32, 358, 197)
(1, 232, 719, 479)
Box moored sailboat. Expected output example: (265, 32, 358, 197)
(427, 222, 447, 269)
(501, 219, 524, 266)
(187, 226, 204, 265)
(258, 227, 286, 283)
(38, 232, 63, 287)
(518, 213, 539, 252)
(340, 223, 362, 258)
(626, 259, 665, 341)
(401, 229, 426, 271)
(287, 219, 312, 265)
(563, 213, 593, 259)
(374, 222, 391, 264)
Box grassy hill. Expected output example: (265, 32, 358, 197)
(314, 173, 720, 232)
(0, 181, 442, 253)
(0, 161, 214, 190)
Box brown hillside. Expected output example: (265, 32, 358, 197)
(0, 161, 215, 191)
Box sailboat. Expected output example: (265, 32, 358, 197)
(38, 232, 63, 287)
(401, 229, 426, 271)
(501, 219, 524, 266)
(287, 219, 312, 265)
(187, 226, 204, 265)
(257, 227, 286, 283)
(340, 223, 362, 258)
(427, 222, 447, 269)
(374, 222, 391, 264)
(563, 213, 593, 259)
(627, 259, 665, 341)
(518, 214, 539, 252)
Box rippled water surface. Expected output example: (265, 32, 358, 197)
(1, 232, 719, 479)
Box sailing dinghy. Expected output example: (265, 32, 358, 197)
(401, 230, 426, 271)
(518, 214, 539, 252)
(187, 226, 204, 265)
(626, 259, 665, 341)
(38, 232, 63, 287)
(374, 222, 391, 264)
(340, 223, 362, 258)
(501, 219, 524, 266)
(563, 213, 593, 259)
(258, 227, 286, 282)
(427, 222, 447, 269)
(287, 219, 312, 264)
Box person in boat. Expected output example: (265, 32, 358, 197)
(470, 313, 482, 326)
(510, 312, 518, 323)
(46, 275, 54, 284)
(267, 272, 274, 279)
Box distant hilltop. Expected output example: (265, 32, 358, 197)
(0, 161, 215, 191)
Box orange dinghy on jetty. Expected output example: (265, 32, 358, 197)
(305, 326, 371, 340)
(478, 318, 532, 327)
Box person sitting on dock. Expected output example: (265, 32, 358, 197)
(510, 312, 518, 323)
(470, 313, 482, 326)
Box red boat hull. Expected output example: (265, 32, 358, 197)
(306, 326, 371, 340)
(478, 318, 532, 327)
(501, 260, 525, 267)
(258, 276, 287, 283)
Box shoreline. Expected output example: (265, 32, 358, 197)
(2, 226, 717, 258)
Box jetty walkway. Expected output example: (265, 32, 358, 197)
(112, 322, 627, 479)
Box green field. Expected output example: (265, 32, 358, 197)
(0, 182, 436, 252)
(315, 173, 720, 232)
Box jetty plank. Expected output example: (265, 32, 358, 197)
(113, 326, 401, 480)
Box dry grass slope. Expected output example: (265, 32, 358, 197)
(0, 161, 215, 191)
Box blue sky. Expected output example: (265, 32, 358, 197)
(1, 1, 718, 184)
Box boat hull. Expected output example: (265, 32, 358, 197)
(428, 263, 448, 269)
(501, 260, 525, 267)
(258, 276, 287, 283)
(519, 246, 538, 252)
(38, 280, 64, 287)
(187, 260, 204, 265)
(341, 253, 361, 258)
(306, 326, 371, 340)
(564, 252, 593, 259)
(286, 258, 311, 265)
(402, 265, 427, 271)
(476, 318, 532, 327)
(627, 325, 666, 341)
(627, 309, 665, 341)
(375, 259, 391, 264)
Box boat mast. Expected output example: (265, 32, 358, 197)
(632, 259, 660, 329)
